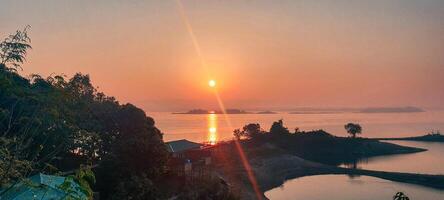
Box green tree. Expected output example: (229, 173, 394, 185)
(110, 174, 160, 200)
(0, 26, 32, 71)
(270, 119, 290, 135)
(393, 192, 410, 200)
(60, 166, 96, 200)
(0, 70, 76, 186)
(344, 123, 362, 138)
(233, 123, 263, 139)
(1, 27, 171, 199)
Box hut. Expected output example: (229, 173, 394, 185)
(165, 139, 213, 177)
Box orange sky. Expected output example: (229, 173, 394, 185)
(1, 0, 443, 111)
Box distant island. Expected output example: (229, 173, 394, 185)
(256, 111, 278, 114)
(173, 109, 251, 114)
(176, 107, 425, 115)
(290, 111, 343, 114)
(358, 106, 424, 113)
(289, 106, 424, 114)
(173, 109, 280, 114)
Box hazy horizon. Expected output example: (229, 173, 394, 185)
(1, 0, 443, 112)
(156, 106, 443, 113)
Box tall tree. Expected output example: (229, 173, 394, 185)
(270, 119, 290, 135)
(0, 26, 32, 71)
(233, 123, 263, 139)
(344, 123, 362, 138)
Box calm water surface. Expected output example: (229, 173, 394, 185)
(150, 110, 444, 199)
(265, 175, 444, 200)
(149, 110, 444, 143)
(341, 140, 444, 175)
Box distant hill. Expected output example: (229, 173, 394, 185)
(256, 111, 278, 114)
(358, 106, 424, 113)
(173, 108, 251, 114)
(289, 111, 343, 114)
(288, 106, 424, 114)
(175, 106, 425, 114)
(173, 109, 210, 114)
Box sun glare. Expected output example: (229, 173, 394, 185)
(208, 114, 217, 145)
(208, 79, 216, 88)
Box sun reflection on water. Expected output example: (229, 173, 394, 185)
(207, 113, 218, 145)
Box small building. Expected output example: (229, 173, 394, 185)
(165, 139, 213, 178)
(0, 173, 87, 200)
(166, 139, 202, 158)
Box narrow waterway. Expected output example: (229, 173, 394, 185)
(340, 141, 444, 175)
(265, 175, 444, 200)
(266, 141, 444, 199)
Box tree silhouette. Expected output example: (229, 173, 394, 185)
(0, 26, 32, 71)
(393, 192, 410, 200)
(270, 119, 290, 135)
(233, 123, 263, 139)
(344, 123, 362, 138)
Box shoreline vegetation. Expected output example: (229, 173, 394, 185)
(210, 121, 442, 199)
(374, 131, 444, 142)
(173, 106, 424, 115)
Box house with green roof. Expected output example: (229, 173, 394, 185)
(0, 173, 88, 200)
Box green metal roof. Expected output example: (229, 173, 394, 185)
(165, 139, 202, 153)
(0, 173, 87, 200)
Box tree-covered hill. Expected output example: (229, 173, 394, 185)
(0, 27, 170, 199)
(1, 27, 238, 200)
(0, 63, 172, 198)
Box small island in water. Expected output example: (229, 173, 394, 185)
(173, 109, 278, 114)
(358, 106, 424, 113)
(289, 106, 425, 114)
(173, 108, 251, 114)
(256, 110, 278, 114)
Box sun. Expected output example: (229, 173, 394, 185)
(208, 79, 216, 88)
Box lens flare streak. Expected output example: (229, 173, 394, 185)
(175, 1, 263, 199)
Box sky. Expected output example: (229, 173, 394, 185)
(1, 0, 443, 111)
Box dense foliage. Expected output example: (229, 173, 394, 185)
(0, 28, 169, 199)
(0, 65, 169, 197)
(233, 120, 418, 166)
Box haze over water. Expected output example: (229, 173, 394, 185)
(152, 110, 444, 143)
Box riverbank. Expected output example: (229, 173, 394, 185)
(375, 133, 444, 142)
(253, 154, 444, 199)
(212, 140, 442, 199)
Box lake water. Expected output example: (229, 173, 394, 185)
(149, 110, 444, 199)
(340, 140, 444, 175)
(264, 175, 444, 200)
(273, 140, 444, 200)
(149, 110, 444, 143)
